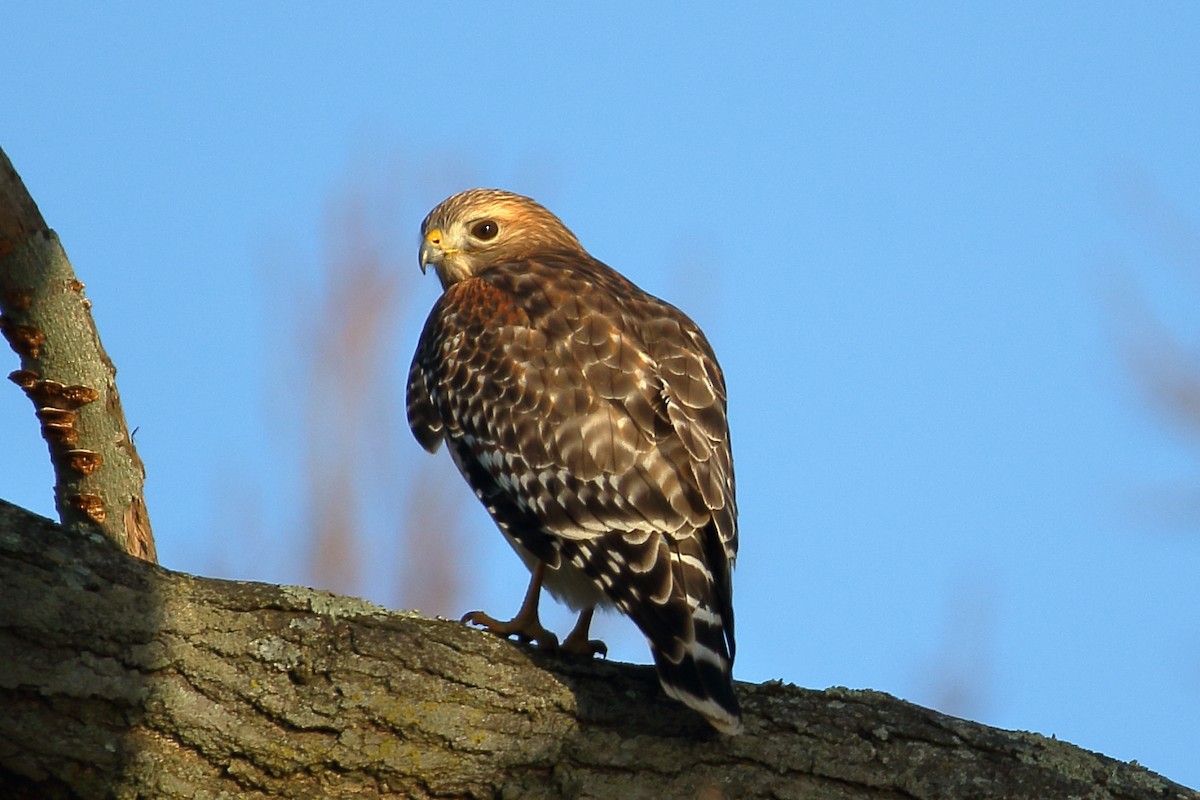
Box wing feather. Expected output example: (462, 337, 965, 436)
(407, 255, 736, 549)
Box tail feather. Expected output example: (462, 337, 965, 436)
(562, 527, 742, 733)
(652, 614, 742, 734)
(649, 531, 742, 734)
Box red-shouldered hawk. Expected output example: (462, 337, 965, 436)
(407, 189, 741, 734)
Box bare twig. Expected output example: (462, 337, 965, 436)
(0, 147, 155, 561)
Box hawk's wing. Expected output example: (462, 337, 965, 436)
(408, 256, 735, 543)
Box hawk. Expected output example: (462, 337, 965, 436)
(407, 188, 741, 733)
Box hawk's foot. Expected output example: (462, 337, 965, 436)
(461, 609, 560, 650)
(561, 606, 608, 658)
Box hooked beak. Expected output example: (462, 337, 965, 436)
(419, 228, 443, 275)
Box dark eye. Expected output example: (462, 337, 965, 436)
(471, 220, 499, 241)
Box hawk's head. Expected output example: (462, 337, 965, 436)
(419, 189, 584, 289)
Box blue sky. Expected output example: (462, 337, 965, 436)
(5, 3, 1200, 787)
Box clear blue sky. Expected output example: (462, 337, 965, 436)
(5, 3, 1200, 787)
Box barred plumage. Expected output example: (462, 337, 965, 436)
(407, 189, 741, 733)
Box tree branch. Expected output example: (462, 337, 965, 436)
(0, 147, 154, 561)
(0, 499, 1192, 800)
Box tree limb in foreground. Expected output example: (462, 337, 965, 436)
(0, 500, 1194, 800)
(0, 147, 154, 561)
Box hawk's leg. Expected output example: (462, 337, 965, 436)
(561, 606, 608, 658)
(461, 561, 560, 649)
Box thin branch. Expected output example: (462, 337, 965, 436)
(0, 147, 155, 562)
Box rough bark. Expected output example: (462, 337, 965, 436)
(0, 147, 154, 561)
(0, 499, 1194, 800)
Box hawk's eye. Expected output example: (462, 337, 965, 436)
(471, 220, 499, 241)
